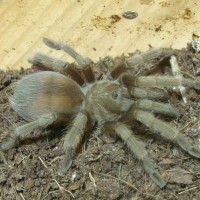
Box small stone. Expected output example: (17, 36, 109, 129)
(25, 179, 35, 189)
(34, 180, 40, 187)
(159, 158, 176, 166)
(68, 182, 80, 191)
(167, 167, 193, 185)
(14, 173, 24, 181)
(15, 183, 24, 192)
(0, 176, 7, 184)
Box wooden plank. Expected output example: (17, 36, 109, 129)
(0, 0, 200, 70)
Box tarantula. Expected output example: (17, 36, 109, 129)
(1, 38, 200, 188)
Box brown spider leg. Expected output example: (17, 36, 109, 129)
(58, 110, 88, 176)
(130, 88, 168, 100)
(121, 75, 200, 90)
(104, 122, 166, 188)
(28, 52, 68, 69)
(28, 53, 85, 86)
(43, 38, 95, 83)
(130, 109, 200, 159)
(134, 99, 179, 116)
(109, 48, 174, 79)
(126, 48, 174, 67)
(0, 113, 68, 152)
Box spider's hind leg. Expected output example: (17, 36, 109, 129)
(132, 109, 200, 159)
(58, 110, 89, 176)
(0, 113, 65, 152)
(28, 52, 68, 70)
(43, 38, 95, 83)
(28, 52, 85, 86)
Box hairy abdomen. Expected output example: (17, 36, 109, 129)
(10, 71, 84, 121)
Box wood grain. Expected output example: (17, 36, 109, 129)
(0, 0, 199, 70)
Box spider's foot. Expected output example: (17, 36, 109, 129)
(43, 38, 62, 50)
(188, 146, 200, 158)
(143, 158, 166, 188)
(147, 169, 166, 189)
(0, 137, 17, 165)
(177, 137, 200, 159)
(28, 52, 67, 69)
(57, 157, 73, 176)
(0, 137, 17, 152)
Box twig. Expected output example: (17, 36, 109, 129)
(38, 157, 48, 169)
(0, 150, 7, 164)
(178, 186, 198, 195)
(96, 171, 138, 190)
(89, 172, 97, 188)
(76, 161, 138, 190)
(38, 157, 74, 198)
(77, 162, 161, 198)
(179, 119, 198, 132)
(53, 179, 75, 199)
(118, 163, 122, 181)
(19, 193, 25, 200)
(170, 55, 187, 103)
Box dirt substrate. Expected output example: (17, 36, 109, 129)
(0, 46, 200, 200)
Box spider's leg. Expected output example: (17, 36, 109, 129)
(28, 52, 85, 86)
(43, 38, 86, 66)
(104, 122, 166, 188)
(134, 99, 179, 116)
(0, 113, 64, 152)
(126, 48, 174, 68)
(122, 75, 200, 90)
(130, 87, 168, 100)
(29, 52, 68, 69)
(131, 109, 200, 159)
(43, 38, 95, 83)
(58, 111, 88, 176)
(109, 48, 174, 79)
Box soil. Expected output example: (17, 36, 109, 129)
(0, 46, 200, 200)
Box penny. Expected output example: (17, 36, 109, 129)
(122, 11, 138, 19)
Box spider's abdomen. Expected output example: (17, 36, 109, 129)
(10, 71, 84, 121)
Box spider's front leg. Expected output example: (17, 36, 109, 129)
(130, 87, 169, 100)
(126, 48, 174, 68)
(134, 99, 179, 116)
(58, 110, 89, 176)
(104, 122, 166, 188)
(121, 75, 200, 90)
(130, 109, 200, 159)
(109, 48, 174, 79)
